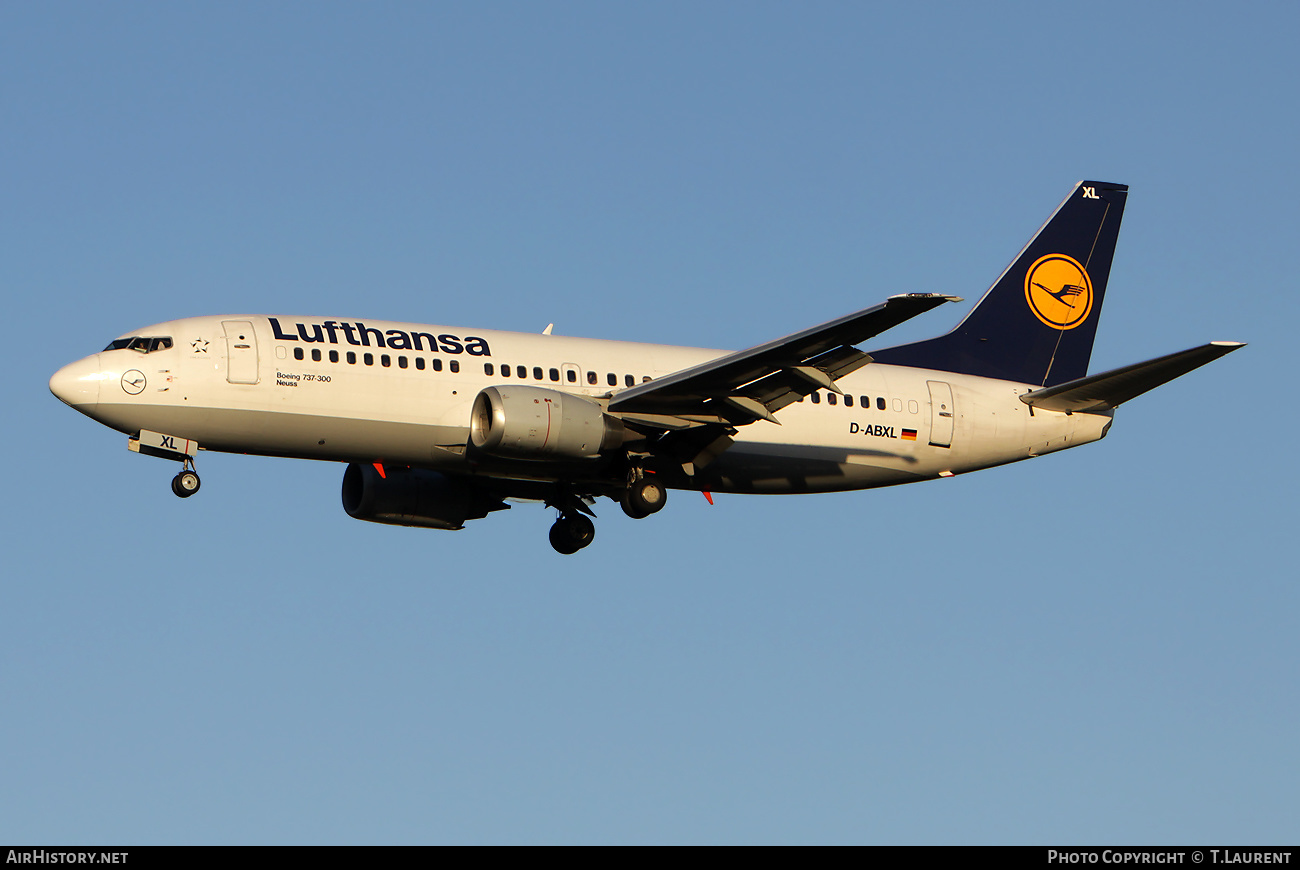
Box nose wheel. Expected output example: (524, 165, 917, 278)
(549, 512, 595, 554)
(171, 461, 201, 498)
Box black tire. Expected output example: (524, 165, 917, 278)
(567, 513, 595, 548)
(549, 521, 579, 554)
(626, 476, 667, 517)
(621, 492, 651, 519)
(173, 470, 200, 498)
(549, 514, 595, 554)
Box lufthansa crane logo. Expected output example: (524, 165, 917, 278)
(121, 370, 147, 394)
(1024, 253, 1093, 330)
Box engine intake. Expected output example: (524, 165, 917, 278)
(469, 386, 624, 459)
(341, 463, 501, 530)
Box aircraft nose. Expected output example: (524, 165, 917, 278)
(49, 354, 103, 409)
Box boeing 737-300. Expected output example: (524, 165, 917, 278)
(49, 181, 1244, 553)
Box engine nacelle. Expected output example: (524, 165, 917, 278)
(469, 386, 624, 459)
(341, 463, 499, 530)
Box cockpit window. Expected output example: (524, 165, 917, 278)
(103, 336, 173, 353)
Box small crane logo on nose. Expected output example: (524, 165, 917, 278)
(121, 370, 147, 395)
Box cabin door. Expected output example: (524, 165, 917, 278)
(927, 380, 954, 447)
(223, 320, 260, 385)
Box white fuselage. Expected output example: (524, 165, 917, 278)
(50, 315, 1112, 494)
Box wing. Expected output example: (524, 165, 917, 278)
(609, 293, 961, 426)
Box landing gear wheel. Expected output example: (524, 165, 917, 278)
(622, 476, 667, 519)
(549, 513, 596, 554)
(172, 470, 201, 498)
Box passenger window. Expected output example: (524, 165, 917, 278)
(550, 368, 560, 382)
(827, 393, 837, 405)
(347, 352, 357, 364)
(450, 360, 459, 373)
(517, 366, 527, 378)
(329, 350, 339, 363)
(844, 395, 854, 407)
(877, 397, 886, 411)
(533, 367, 543, 380)
(623, 374, 633, 387)
(312, 349, 322, 362)
(567, 370, 577, 383)
(607, 373, 617, 386)
(484, 363, 495, 376)
(399, 356, 408, 369)
(293, 347, 304, 361)
(381, 354, 391, 367)
(432, 359, 443, 371)
(811, 392, 821, 404)
(501, 364, 510, 377)
(416, 357, 425, 370)
(587, 371, 597, 385)
(364, 353, 374, 366)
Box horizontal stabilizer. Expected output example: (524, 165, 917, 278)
(1019, 342, 1245, 413)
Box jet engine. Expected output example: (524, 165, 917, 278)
(469, 385, 624, 460)
(341, 463, 502, 530)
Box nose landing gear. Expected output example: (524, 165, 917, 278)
(171, 458, 200, 498)
(128, 430, 203, 499)
(171, 470, 200, 497)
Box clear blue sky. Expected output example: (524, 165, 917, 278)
(3, 2, 1294, 844)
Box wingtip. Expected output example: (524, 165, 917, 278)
(887, 293, 964, 303)
(1210, 340, 1246, 348)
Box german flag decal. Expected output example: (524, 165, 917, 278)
(901, 429, 917, 441)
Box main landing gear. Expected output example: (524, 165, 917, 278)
(171, 459, 201, 498)
(545, 468, 668, 555)
(621, 472, 667, 519)
(549, 512, 595, 555)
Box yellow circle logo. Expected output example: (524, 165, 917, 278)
(1024, 254, 1093, 330)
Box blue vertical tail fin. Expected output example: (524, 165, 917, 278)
(869, 180, 1128, 387)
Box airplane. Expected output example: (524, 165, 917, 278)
(49, 180, 1244, 554)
